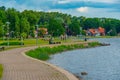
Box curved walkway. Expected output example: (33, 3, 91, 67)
(0, 46, 78, 80)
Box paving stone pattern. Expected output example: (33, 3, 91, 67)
(0, 47, 69, 80)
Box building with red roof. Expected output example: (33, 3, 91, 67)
(87, 27, 105, 36)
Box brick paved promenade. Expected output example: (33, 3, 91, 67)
(0, 46, 78, 80)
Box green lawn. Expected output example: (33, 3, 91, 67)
(0, 39, 48, 46)
(0, 37, 84, 51)
(0, 64, 3, 79)
(23, 39, 49, 46)
(0, 37, 83, 45)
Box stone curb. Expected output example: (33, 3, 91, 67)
(21, 47, 79, 80)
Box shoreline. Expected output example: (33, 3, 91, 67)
(22, 48, 79, 80)
(23, 41, 109, 80)
(26, 41, 102, 60)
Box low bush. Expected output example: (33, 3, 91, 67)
(0, 42, 24, 46)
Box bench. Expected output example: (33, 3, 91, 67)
(0, 47, 5, 51)
(49, 38, 61, 44)
(55, 42, 61, 44)
(49, 40, 61, 44)
(49, 41, 61, 44)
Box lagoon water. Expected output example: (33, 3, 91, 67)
(47, 38, 120, 80)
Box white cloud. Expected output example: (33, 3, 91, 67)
(87, 0, 118, 3)
(58, 0, 71, 4)
(50, 7, 120, 19)
(57, 0, 119, 4)
(74, 7, 120, 19)
(76, 7, 88, 13)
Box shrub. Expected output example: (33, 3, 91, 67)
(0, 42, 24, 46)
(38, 53, 49, 60)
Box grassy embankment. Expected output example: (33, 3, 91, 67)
(0, 64, 3, 80)
(26, 42, 101, 61)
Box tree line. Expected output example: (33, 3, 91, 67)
(0, 6, 120, 38)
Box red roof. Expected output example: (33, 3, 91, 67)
(89, 29, 96, 34)
(98, 27, 105, 33)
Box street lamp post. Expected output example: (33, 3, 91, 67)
(6, 22, 10, 47)
(10, 31, 14, 38)
(35, 25, 38, 46)
(21, 36, 23, 46)
(2, 25, 5, 41)
(80, 27, 82, 35)
(65, 25, 68, 35)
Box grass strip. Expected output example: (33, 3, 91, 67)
(26, 42, 101, 61)
(0, 64, 3, 79)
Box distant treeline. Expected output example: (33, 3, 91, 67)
(0, 6, 120, 38)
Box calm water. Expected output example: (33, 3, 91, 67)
(47, 38, 120, 80)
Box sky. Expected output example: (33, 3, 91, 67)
(0, 0, 120, 19)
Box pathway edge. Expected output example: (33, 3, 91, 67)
(21, 47, 79, 80)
